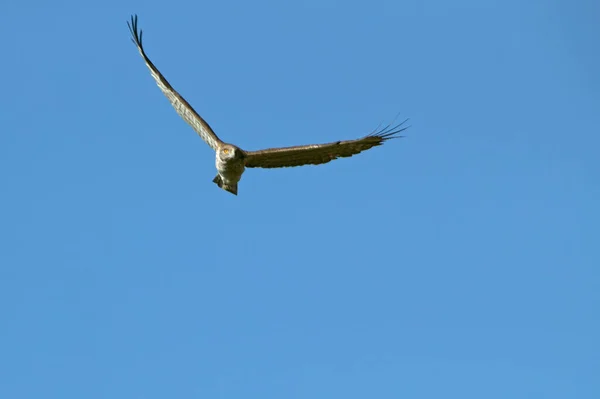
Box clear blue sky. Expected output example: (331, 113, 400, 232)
(1, 1, 598, 398)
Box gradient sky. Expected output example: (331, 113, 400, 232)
(1, 1, 598, 398)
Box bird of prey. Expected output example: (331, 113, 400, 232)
(127, 15, 408, 195)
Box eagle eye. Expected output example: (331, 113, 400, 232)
(223, 148, 230, 154)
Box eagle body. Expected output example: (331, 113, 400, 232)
(213, 144, 246, 195)
(127, 15, 408, 196)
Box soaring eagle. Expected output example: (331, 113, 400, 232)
(127, 15, 408, 195)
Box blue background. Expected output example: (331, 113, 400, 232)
(1, 1, 598, 398)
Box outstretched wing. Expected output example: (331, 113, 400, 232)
(244, 119, 409, 169)
(127, 15, 223, 150)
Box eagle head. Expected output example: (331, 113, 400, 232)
(219, 145, 244, 161)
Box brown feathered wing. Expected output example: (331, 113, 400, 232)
(244, 120, 408, 168)
(127, 15, 223, 151)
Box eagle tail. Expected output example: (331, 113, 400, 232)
(212, 175, 238, 196)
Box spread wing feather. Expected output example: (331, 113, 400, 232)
(244, 119, 409, 169)
(127, 15, 223, 150)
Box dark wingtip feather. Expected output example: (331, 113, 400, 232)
(127, 14, 143, 49)
(367, 117, 410, 141)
